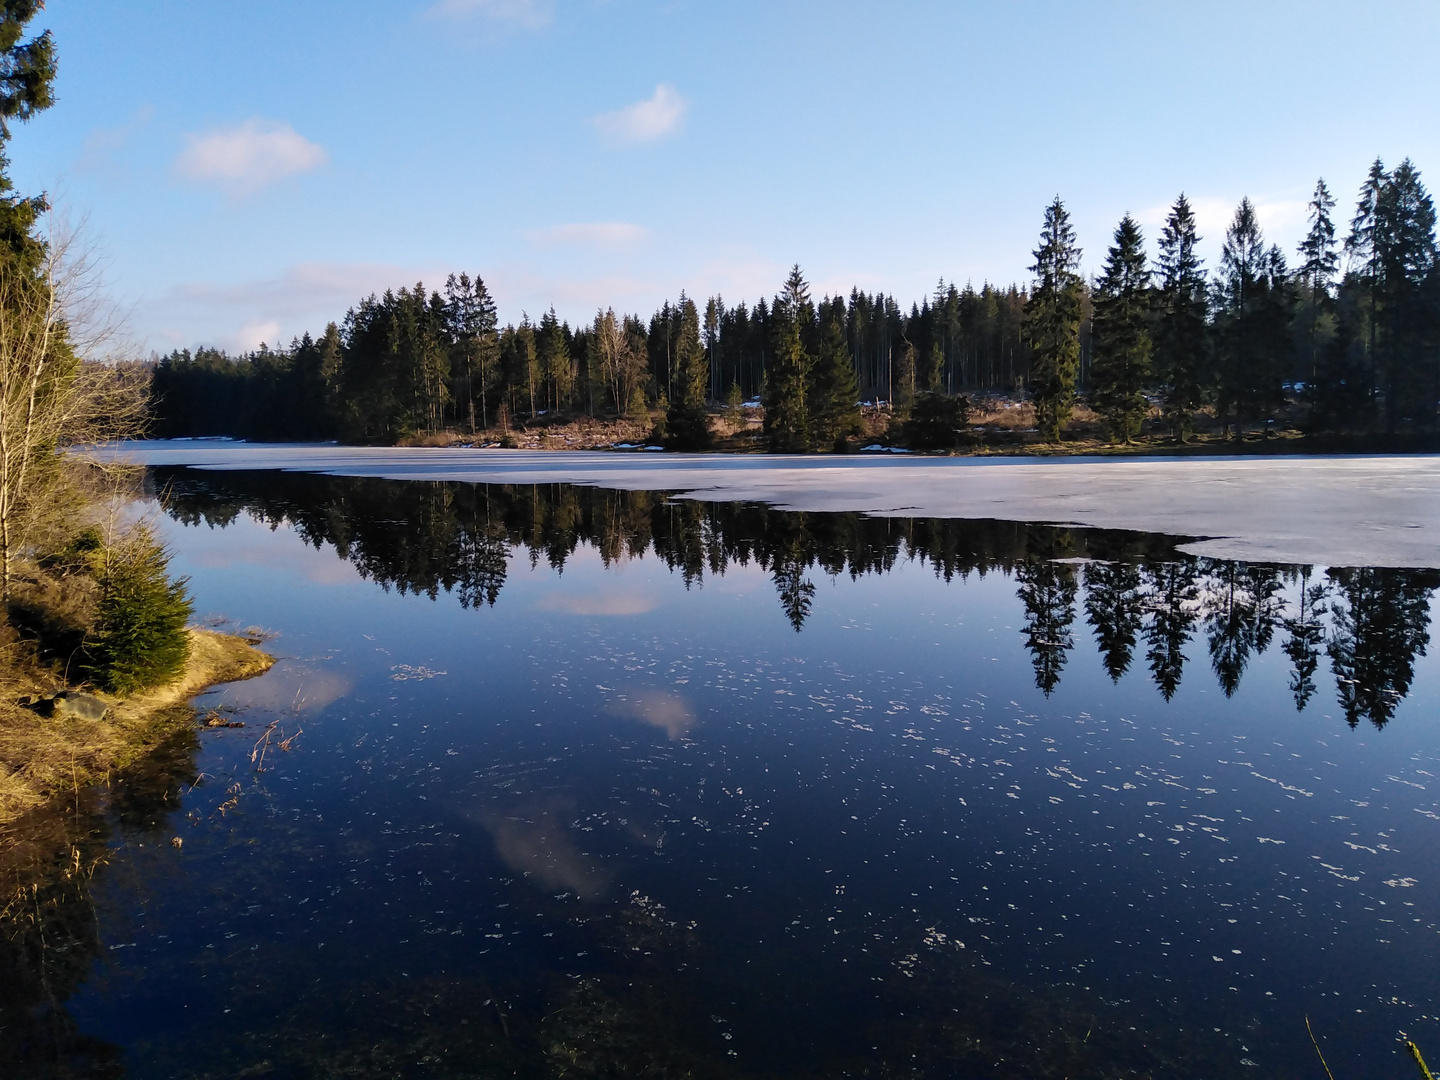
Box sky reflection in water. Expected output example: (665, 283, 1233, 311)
(5, 469, 1439, 1080)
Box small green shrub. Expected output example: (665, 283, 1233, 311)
(902, 392, 971, 450)
(81, 524, 193, 694)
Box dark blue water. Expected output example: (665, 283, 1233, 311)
(3, 470, 1438, 1078)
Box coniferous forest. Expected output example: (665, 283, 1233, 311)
(150, 159, 1440, 451)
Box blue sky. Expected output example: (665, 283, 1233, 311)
(12, 0, 1440, 353)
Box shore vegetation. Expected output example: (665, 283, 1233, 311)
(0, 4, 272, 830)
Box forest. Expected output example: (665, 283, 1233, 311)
(149, 158, 1440, 451)
(156, 468, 1436, 729)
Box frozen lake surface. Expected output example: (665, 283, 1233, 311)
(101, 442, 1440, 568)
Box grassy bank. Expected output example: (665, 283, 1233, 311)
(390, 397, 1440, 457)
(0, 625, 273, 828)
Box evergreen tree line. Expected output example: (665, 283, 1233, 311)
(149, 156, 1438, 449)
(148, 272, 1028, 448)
(156, 468, 1435, 729)
(1054, 157, 1439, 442)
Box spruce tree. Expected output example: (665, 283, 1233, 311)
(1214, 199, 1290, 435)
(1089, 213, 1152, 442)
(1153, 195, 1209, 440)
(763, 266, 815, 451)
(82, 525, 194, 694)
(442, 272, 499, 431)
(1022, 197, 1084, 441)
(537, 307, 573, 413)
(0, 1, 54, 271)
(1343, 158, 1388, 427)
(665, 294, 712, 450)
(1373, 159, 1438, 429)
(1296, 179, 1339, 399)
(807, 296, 861, 449)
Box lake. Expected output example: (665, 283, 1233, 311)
(4, 451, 1439, 1078)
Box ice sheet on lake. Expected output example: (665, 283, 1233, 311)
(103, 442, 1440, 568)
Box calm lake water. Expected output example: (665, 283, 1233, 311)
(4, 464, 1439, 1079)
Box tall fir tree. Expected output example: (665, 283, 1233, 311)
(537, 307, 573, 413)
(1342, 158, 1388, 425)
(763, 266, 815, 451)
(1153, 195, 1209, 440)
(1373, 159, 1438, 429)
(665, 293, 712, 450)
(807, 297, 861, 449)
(1296, 179, 1339, 398)
(1214, 199, 1291, 435)
(442, 272, 499, 431)
(1022, 197, 1085, 441)
(1089, 213, 1153, 442)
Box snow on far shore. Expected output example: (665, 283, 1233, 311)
(96, 442, 1440, 569)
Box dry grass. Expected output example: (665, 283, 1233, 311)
(397, 413, 662, 450)
(0, 626, 274, 828)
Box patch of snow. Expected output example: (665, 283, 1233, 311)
(89, 442, 1440, 568)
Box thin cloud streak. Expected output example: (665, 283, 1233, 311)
(76, 105, 155, 178)
(592, 84, 687, 145)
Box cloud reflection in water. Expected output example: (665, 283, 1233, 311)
(607, 689, 696, 740)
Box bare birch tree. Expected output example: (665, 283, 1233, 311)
(0, 218, 145, 600)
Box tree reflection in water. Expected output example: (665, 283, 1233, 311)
(155, 467, 1436, 729)
(0, 722, 200, 1078)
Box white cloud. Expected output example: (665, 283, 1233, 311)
(142, 260, 451, 353)
(429, 0, 553, 28)
(592, 84, 688, 145)
(174, 119, 327, 196)
(234, 319, 283, 351)
(527, 222, 650, 249)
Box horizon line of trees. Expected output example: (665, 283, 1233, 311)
(149, 155, 1439, 450)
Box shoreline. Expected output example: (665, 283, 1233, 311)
(107, 441, 1440, 569)
(0, 627, 274, 831)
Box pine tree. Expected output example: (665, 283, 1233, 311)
(81, 525, 194, 694)
(442, 272, 499, 431)
(1214, 200, 1291, 435)
(807, 297, 861, 449)
(1296, 179, 1339, 400)
(537, 307, 573, 413)
(1089, 214, 1152, 442)
(1374, 159, 1438, 429)
(1153, 195, 1209, 440)
(665, 294, 712, 450)
(1343, 158, 1388, 427)
(763, 266, 815, 451)
(1023, 197, 1084, 441)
